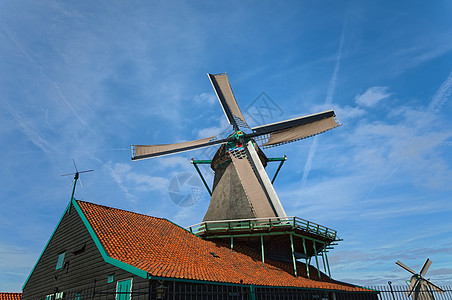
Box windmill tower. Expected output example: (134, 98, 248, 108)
(396, 259, 445, 300)
(132, 73, 341, 278)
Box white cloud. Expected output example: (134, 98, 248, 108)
(194, 92, 216, 105)
(355, 86, 392, 107)
(333, 105, 366, 121)
(125, 172, 169, 192)
(196, 117, 230, 139)
(109, 162, 169, 193)
(158, 156, 193, 169)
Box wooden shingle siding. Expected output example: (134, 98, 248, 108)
(22, 203, 147, 299)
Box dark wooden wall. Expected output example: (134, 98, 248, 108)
(22, 202, 148, 299)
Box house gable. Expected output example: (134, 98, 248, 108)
(22, 199, 147, 299)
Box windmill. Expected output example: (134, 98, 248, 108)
(131, 73, 340, 222)
(396, 259, 445, 300)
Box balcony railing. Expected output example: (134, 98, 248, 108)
(187, 216, 338, 241)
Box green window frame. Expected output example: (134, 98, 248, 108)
(55, 252, 65, 270)
(108, 274, 114, 283)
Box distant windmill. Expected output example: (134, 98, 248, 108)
(132, 73, 340, 221)
(396, 259, 445, 300)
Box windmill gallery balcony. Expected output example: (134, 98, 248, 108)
(187, 216, 340, 279)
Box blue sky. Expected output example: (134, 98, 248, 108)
(1, 0, 451, 292)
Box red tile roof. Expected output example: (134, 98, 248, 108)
(77, 200, 373, 293)
(0, 293, 21, 300)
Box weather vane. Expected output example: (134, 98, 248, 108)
(61, 159, 93, 201)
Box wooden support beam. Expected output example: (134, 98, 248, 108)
(302, 237, 309, 278)
(289, 234, 297, 277)
(323, 243, 332, 278)
(313, 242, 321, 279)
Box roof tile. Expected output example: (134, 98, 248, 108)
(0, 293, 21, 300)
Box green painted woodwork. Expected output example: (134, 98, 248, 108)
(55, 252, 65, 270)
(108, 274, 114, 283)
(269, 156, 286, 184)
(323, 243, 332, 278)
(313, 242, 321, 279)
(116, 278, 132, 300)
(249, 284, 256, 300)
(191, 160, 212, 196)
(321, 248, 327, 274)
(191, 160, 212, 164)
(302, 237, 310, 278)
(289, 234, 297, 277)
(189, 216, 338, 241)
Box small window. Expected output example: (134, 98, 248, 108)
(45, 295, 54, 300)
(56, 252, 65, 270)
(108, 274, 114, 283)
(73, 243, 86, 256)
(75, 293, 81, 300)
(55, 292, 64, 300)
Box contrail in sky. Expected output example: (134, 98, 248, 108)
(0, 97, 54, 158)
(301, 15, 348, 186)
(429, 69, 452, 114)
(0, 22, 94, 134)
(415, 68, 452, 130)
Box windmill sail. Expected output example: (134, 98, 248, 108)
(252, 110, 340, 148)
(208, 73, 248, 129)
(423, 279, 445, 294)
(420, 258, 432, 276)
(132, 136, 228, 160)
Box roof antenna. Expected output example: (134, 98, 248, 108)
(61, 159, 93, 202)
